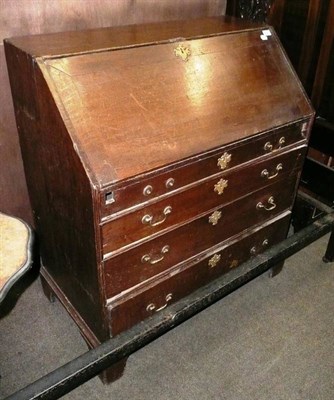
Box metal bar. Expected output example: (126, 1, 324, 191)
(301, 157, 334, 204)
(5, 212, 334, 400)
(297, 190, 334, 214)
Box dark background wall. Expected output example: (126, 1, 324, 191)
(0, 0, 227, 224)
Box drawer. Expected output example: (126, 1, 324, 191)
(103, 177, 297, 297)
(100, 119, 309, 219)
(108, 212, 291, 335)
(101, 147, 305, 255)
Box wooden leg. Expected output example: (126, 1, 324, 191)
(323, 230, 334, 263)
(98, 358, 128, 384)
(81, 332, 128, 384)
(269, 261, 285, 277)
(40, 271, 127, 384)
(40, 274, 56, 303)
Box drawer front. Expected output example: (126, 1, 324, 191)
(101, 120, 309, 219)
(108, 212, 291, 335)
(103, 177, 297, 298)
(101, 148, 305, 255)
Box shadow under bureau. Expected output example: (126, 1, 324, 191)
(5, 16, 314, 382)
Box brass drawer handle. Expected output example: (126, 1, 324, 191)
(143, 185, 153, 196)
(214, 178, 228, 195)
(261, 163, 283, 179)
(143, 179, 174, 197)
(301, 122, 308, 138)
(142, 206, 172, 226)
(141, 245, 170, 265)
(262, 238, 269, 247)
(217, 152, 232, 170)
(250, 238, 269, 255)
(165, 178, 175, 189)
(264, 136, 286, 152)
(256, 196, 277, 211)
(146, 293, 173, 312)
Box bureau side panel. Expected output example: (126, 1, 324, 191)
(4, 42, 108, 342)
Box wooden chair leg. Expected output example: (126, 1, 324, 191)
(40, 274, 56, 303)
(323, 230, 334, 263)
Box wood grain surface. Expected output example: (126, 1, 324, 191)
(109, 212, 291, 335)
(1, 0, 226, 223)
(39, 28, 313, 187)
(5, 17, 314, 381)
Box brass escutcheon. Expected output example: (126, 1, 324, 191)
(217, 152, 232, 170)
(229, 259, 239, 269)
(208, 210, 222, 226)
(174, 44, 191, 61)
(214, 178, 228, 195)
(208, 253, 221, 268)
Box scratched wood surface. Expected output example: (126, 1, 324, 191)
(103, 185, 295, 298)
(0, 0, 226, 223)
(109, 212, 292, 335)
(101, 146, 306, 254)
(100, 120, 307, 217)
(40, 27, 313, 187)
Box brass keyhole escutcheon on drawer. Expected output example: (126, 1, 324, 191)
(208, 253, 221, 268)
(214, 178, 228, 195)
(142, 205, 172, 227)
(263, 136, 286, 152)
(229, 259, 239, 269)
(261, 163, 283, 179)
(174, 44, 191, 61)
(146, 293, 173, 313)
(217, 152, 232, 170)
(141, 245, 170, 265)
(208, 210, 222, 226)
(256, 196, 277, 211)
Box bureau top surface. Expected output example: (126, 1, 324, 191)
(7, 17, 261, 57)
(30, 20, 313, 187)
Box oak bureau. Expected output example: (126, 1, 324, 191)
(5, 16, 314, 382)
